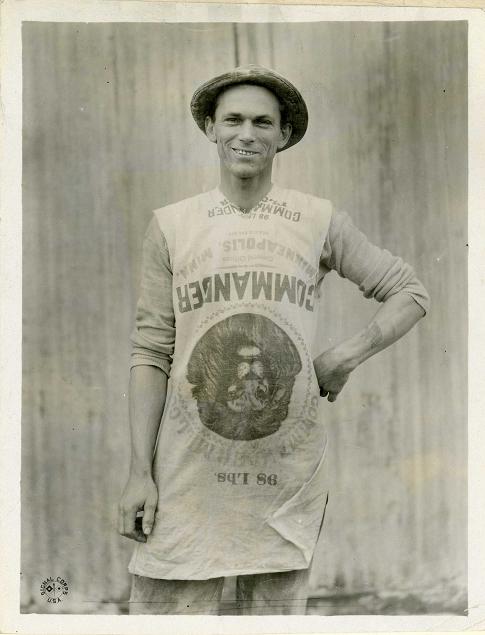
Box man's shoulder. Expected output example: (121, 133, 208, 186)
(152, 189, 215, 224)
(273, 184, 334, 215)
(274, 183, 330, 202)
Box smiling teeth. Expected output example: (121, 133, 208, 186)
(234, 149, 256, 156)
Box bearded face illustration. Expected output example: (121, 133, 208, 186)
(187, 314, 302, 440)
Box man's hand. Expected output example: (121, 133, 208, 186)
(118, 473, 158, 542)
(313, 346, 352, 402)
(119, 366, 167, 542)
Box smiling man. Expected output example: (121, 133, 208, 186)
(118, 65, 430, 615)
(205, 83, 291, 189)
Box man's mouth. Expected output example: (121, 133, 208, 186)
(232, 148, 258, 156)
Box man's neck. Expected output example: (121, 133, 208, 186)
(219, 172, 273, 210)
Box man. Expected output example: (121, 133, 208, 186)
(118, 65, 429, 615)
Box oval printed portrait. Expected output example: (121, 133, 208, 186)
(186, 313, 302, 441)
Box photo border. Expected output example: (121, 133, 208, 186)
(1, 1, 484, 634)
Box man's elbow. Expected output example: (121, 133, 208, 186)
(393, 288, 430, 321)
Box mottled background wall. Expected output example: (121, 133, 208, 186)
(21, 21, 467, 614)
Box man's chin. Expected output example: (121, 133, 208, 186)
(227, 164, 261, 179)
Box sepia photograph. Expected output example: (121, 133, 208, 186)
(0, 2, 476, 630)
(19, 17, 467, 618)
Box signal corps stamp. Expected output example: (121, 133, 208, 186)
(40, 576, 69, 604)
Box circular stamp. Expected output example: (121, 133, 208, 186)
(40, 576, 69, 604)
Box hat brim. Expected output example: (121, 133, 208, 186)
(190, 66, 308, 152)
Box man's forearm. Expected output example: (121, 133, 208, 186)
(314, 292, 426, 401)
(336, 292, 426, 373)
(129, 365, 168, 476)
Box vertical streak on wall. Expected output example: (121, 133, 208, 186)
(233, 23, 240, 67)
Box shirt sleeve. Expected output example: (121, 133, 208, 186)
(320, 209, 430, 314)
(130, 215, 176, 377)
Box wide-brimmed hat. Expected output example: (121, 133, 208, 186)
(190, 64, 308, 152)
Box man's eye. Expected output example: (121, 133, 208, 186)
(225, 117, 239, 123)
(257, 120, 272, 127)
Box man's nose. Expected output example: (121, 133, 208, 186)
(238, 120, 255, 142)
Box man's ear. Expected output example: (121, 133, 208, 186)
(277, 122, 292, 150)
(205, 116, 217, 143)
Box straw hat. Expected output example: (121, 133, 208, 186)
(190, 64, 308, 152)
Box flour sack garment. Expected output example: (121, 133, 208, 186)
(128, 184, 334, 579)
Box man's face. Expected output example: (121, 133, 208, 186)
(225, 345, 271, 413)
(205, 84, 292, 179)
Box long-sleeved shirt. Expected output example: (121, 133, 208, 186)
(128, 184, 429, 580)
